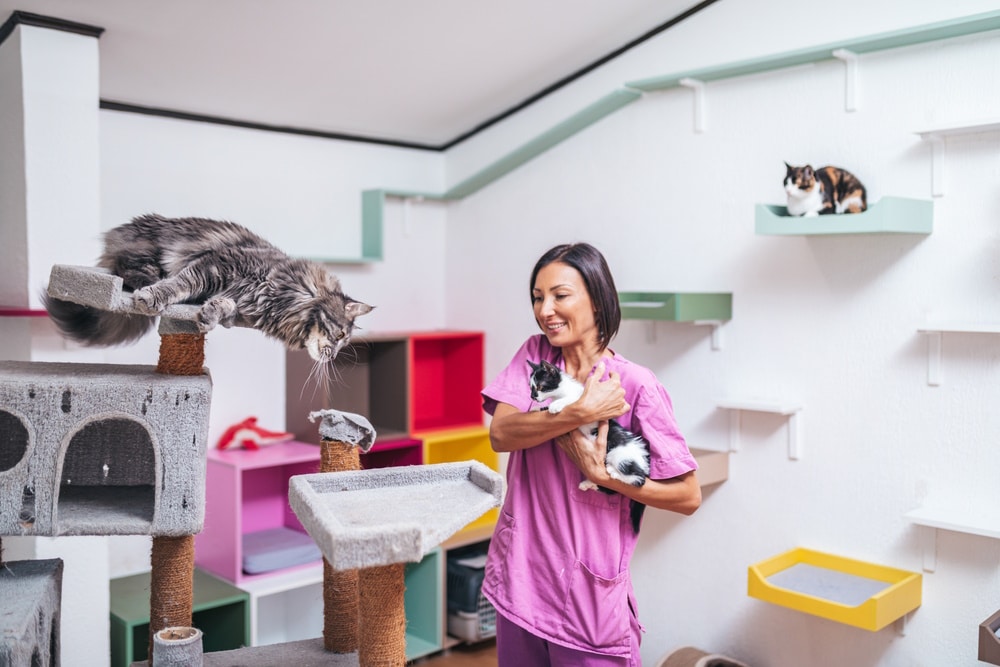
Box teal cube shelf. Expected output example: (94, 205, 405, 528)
(618, 292, 732, 322)
(110, 568, 250, 667)
(755, 197, 933, 236)
(405, 548, 444, 660)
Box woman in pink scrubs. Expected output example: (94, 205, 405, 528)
(481, 243, 701, 666)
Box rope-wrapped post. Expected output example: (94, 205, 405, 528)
(319, 438, 360, 653)
(308, 409, 376, 657)
(148, 323, 205, 659)
(359, 563, 407, 666)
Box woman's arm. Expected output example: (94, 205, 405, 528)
(556, 423, 701, 515)
(489, 361, 630, 453)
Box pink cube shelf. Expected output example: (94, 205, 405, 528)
(196, 441, 323, 584)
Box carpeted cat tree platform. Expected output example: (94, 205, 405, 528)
(3, 264, 503, 666)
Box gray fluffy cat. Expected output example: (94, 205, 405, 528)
(43, 214, 373, 362)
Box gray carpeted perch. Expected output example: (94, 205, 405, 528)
(0, 558, 63, 667)
(0, 360, 212, 536)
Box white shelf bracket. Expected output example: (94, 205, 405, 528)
(918, 526, 938, 573)
(679, 77, 707, 133)
(693, 319, 725, 351)
(831, 49, 860, 112)
(719, 403, 802, 460)
(644, 321, 657, 344)
(787, 412, 802, 461)
(925, 330, 942, 387)
(895, 612, 911, 636)
(927, 136, 945, 197)
(728, 409, 741, 453)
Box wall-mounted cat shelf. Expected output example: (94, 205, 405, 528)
(915, 118, 1000, 197)
(916, 320, 1000, 386)
(342, 11, 1000, 263)
(716, 398, 802, 460)
(980, 609, 1000, 666)
(903, 504, 1000, 572)
(748, 547, 922, 633)
(755, 197, 933, 236)
(618, 292, 731, 350)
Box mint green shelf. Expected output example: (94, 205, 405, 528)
(340, 9, 998, 263)
(627, 10, 1000, 91)
(755, 197, 933, 236)
(405, 548, 444, 661)
(618, 292, 731, 322)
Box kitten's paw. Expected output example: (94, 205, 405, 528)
(578, 480, 598, 492)
(548, 405, 563, 415)
(132, 287, 164, 314)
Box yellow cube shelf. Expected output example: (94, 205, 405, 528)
(417, 425, 499, 540)
(748, 548, 921, 631)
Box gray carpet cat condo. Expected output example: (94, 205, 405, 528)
(1, 265, 503, 666)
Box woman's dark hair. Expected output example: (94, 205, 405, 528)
(530, 242, 621, 351)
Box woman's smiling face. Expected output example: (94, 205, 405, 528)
(532, 261, 597, 349)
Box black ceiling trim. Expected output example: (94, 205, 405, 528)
(0, 11, 104, 46)
(438, 0, 722, 150)
(99, 100, 441, 151)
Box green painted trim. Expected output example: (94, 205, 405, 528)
(443, 88, 642, 199)
(618, 292, 732, 321)
(755, 197, 933, 235)
(627, 9, 1000, 91)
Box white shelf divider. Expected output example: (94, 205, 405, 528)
(236, 563, 324, 645)
(917, 320, 1000, 386)
(915, 119, 1000, 196)
(716, 398, 803, 460)
(904, 505, 1000, 572)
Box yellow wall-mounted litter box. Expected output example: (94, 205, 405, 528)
(748, 548, 922, 631)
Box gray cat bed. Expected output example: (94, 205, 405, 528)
(130, 638, 358, 667)
(289, 461, 504, 570)
(0, 558, 63, 667)
(0, 360, 212, 536)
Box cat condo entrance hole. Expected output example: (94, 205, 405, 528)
(56, 417, 156, 533)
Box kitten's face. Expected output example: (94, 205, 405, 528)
(784, 163, 817, 198)
(527, 359, 564, 402)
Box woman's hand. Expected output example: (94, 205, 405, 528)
(556, 420, 611, 486)
(571, 361, 630, 424)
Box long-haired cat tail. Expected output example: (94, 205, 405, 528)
(784, 162, 867, 217)
(43, 214, 373, 363)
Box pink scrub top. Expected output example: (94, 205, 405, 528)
(481, 335, 697, 657)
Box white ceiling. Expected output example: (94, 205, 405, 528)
(1, 0, 710, 148)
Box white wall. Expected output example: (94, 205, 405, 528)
(444, 2, 1000, 666)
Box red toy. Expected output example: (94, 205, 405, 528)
(216, 417, 294, 450)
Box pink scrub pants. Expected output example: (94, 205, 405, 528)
(496, 612, 641, 666)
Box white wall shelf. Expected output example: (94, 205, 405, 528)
(916, 321, 1000, 386)
(903, 505, 1000, 572)
(915, 119, 1000, 196)
(716, 398, 803, 460)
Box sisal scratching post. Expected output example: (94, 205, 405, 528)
(149, 327, 205, 660)
(359, 563, 407, 666)
(319, 438, 361, 654)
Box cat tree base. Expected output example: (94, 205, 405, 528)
(0, 559, 63, 667)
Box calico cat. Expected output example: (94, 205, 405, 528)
(43, 214, 373, 363)
(527, 359, 650, 533)
(784, 162, 867, 216)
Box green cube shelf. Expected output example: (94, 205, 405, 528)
(618, 292, 732, 322)
(110, 568, 250, 667)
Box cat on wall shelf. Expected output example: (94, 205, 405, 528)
(783, 162, 867, 217)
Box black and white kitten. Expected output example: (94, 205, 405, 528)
(43, 214, 373, 363)
(527, 359, 650, 533)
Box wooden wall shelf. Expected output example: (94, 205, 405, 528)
(981, 608, 1000, 665)
(755, 197, 933, 236)
(748, 547, 921, 632)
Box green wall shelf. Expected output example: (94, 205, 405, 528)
(755, 197, 933, 236)
(618, 292, 731, 322)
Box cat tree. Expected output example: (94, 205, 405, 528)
(1, 264, 503, 666)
